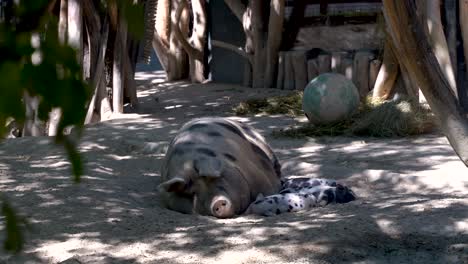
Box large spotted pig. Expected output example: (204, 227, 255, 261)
(159, 117, 282, 218)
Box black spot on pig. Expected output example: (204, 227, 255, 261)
(207, 131, 223, 137)
(223, 153, 237, 162)
(196, 148, 217, 157)
(214, 122, 246, 139)
(172, 147, 186, 156)
(187, 123, 208, 131)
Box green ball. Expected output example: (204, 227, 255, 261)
(303, 73, 360, 124)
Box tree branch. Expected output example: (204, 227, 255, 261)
(223, 0, 246, 22)
(174, 0, 203, 60)
(211, 40, 253, 64)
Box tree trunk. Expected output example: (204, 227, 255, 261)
(49, 0, 68, 136)
(383, 0, 468, 166)
(264, 0, 285, 88)
(368, 59, 381, 91)
(113, 15, 126, 114)
(372, 38, 398, 99)
(291, 51, 307, 90)
(444, 0, 457, 74)
(276, 51, 285, 89)
(399, 62, 419, 100)
(167, 0, 188, 80)
(353, 51, 373, 98)
(85, 18, 109, 124)
(58, 0, 67, 43)
(243, 5, 253, 87)
(251, 0, 265, 88)
(156, 0, 171, 48)
(461, 0, 468, 77)
(68, 0, 83, 65)
(420, 0, 457, 98)
(174, 0, 207, 83)
(23, 92, 45, 137)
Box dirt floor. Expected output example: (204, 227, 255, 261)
(0, 71, 467, 264)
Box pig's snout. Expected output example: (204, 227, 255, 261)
(211, 197, 234, 218)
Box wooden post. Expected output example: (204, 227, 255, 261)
(264, 0, 285, 88)
(368, 59, 381, 91)
(342, 58, 353, 81)
(372, 38, 399, 99)
(283, 52, 295, 90)
(307, 59, 319, 82)
(276, 52, 285, 89)
(317, 54, 331, 74)
(461, 0, 468, 78)
(331, 52, 346, 73)
(292, 51, 307, 90)
(353, 51, 373, 98)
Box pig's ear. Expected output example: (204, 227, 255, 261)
(158, 177, 186, 192)
(194, 157, 224, 178)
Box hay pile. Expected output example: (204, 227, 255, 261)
(233, 93, 435, 137)
(233, 92, 303, 116)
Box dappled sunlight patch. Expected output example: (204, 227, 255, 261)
(91, 166, 114, 176)
(35, 236, 109, 263)
(451, 221, 468, 233)
(134, 70, 166, 81)
(375, 218, 401, 237)
(106, 154, 134, 161)
(213, 248, 286, 264)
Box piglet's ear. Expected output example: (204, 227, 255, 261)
(194, 157, 224, 178)
(158, 177, 186, 192)
(255, 193, 265, 201)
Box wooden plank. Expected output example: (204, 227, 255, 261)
(317, 54, 331, 74)
(331, 51, 347, 73)
(277, 51, 285, 89)
(353, 51, 373, 98)
(307, 58, 319, 82)
(368, 59, 381, 90)
(292, 51, 308, 90)
(284, 52, 295, 90)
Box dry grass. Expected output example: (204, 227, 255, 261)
(233, 93, 435, 138)
(233, 92, 303, 116)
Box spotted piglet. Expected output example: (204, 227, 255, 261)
(245, 177, 357, 216)
(244, 192, 317, 216)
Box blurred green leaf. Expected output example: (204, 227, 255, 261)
(1, 198, 23, 253)
(120, 0, 145, 39)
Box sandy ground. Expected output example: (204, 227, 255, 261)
(0, 70, 467, 264)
